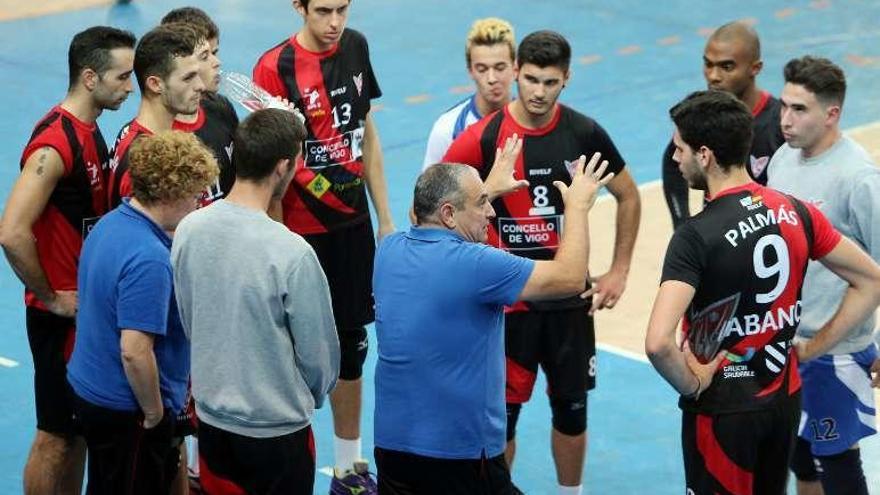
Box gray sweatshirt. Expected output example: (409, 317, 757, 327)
(767, 136, 880, 354)
(171, 200, 339, 438)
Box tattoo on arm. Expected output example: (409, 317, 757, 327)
(35, 147, 50, 176)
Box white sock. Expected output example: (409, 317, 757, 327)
(187, 437, 199, 476)
(558, 485, 582, 495)
(334, 436, 361, 472)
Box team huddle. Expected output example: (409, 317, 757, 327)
(1, 1, 879, 495)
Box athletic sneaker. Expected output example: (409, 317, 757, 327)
(329, 461, 378, 495)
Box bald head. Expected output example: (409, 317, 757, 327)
(709, 21, 761, 62)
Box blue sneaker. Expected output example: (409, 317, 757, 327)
(329, 461, 378, 495)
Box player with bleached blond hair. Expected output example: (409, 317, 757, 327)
(422, 17, 516, 168)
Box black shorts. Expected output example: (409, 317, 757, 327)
(173, 383, 197, 438)
(73, 394, 179, 495)
(682, 398, 800, 495)
(198, 420, 315, 495)
(26, 306, 77, 435)
(304, 219, 376, 330)
(375, 447, 517, 495)
(504, 307, 596, 404)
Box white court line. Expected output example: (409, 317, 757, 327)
(318, 466, 334, 477)
(0, 356, 20, 368)
(597, 342, 649, 364)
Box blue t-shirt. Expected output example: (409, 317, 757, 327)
(68, 199, 189, 413)
(373, 227, 534, 459)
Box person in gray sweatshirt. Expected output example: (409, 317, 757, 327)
(767, 56, 879, 495)
(171, 108, 340, 494)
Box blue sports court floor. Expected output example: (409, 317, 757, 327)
(1, 0, 879, 493)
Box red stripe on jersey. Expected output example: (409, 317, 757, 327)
(25, 206, 82, 309)
(252, 39, 292, 101)
(258, 33, 375, 234)
(281, 179, 326, 230)
(172, 106, 206, 132)
(713, 184, 811, 401)
(287, 157, 357, 214)
(487, 106, 564, 254)
(108, 120, 152, 207)
(787, 352, 801, 394)
(20, 107, 108, 309)
(696, 415, 753, 495)
(751, 91, 771, 117)
(292, 39, 362, 178)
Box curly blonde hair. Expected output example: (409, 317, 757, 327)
(128, 130, 219, 205)
(465, 17, 515, 67)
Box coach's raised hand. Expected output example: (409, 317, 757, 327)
(485, 134, 527, 200)
(554, 152, 613, 211)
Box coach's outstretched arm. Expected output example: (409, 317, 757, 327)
(516, 152, 613, 302)
(797, 237, 880, 361)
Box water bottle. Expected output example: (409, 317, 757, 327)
(219, 70, 305, 124)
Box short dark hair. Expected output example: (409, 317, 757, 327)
(517, 30, 571, 71)
(68, 26, 136, 90)
(233, 109, 307, 181)
(161, 7, 220, 40)
(134, 24, 201, 93)
(299, 0, 352, 11)
(670, 90, 753, 170)
(413, 164, 470, 224)
(783, 55, 846, 106)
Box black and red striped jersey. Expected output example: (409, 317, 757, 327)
(107, 119, 153, 208)
(19, 106, 109, 309)
(662, 182, 841, 414)
(253, 29, 381, 234)
(443, 104, 625, 312)
(174, 93, 239, 207)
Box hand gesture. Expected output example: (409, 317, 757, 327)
(582, 270, 627, 315)
(484, 134, 528, 199)
(552, 152, 614, 211)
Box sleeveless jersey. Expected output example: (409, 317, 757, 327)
(422, 94, 482, 169)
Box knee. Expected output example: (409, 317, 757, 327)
(550, 395, 587, 436)
(338, 327, 368, 380)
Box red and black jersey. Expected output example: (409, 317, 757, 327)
(662, 182, 841, 414)
(174, 93, 239, 207)
(443, 104, 626, 312)
(19, 106, 109, 309)
(663, 91, 785, 186)
(107, 120, 152, 208)
(253, 29, 382, 234)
